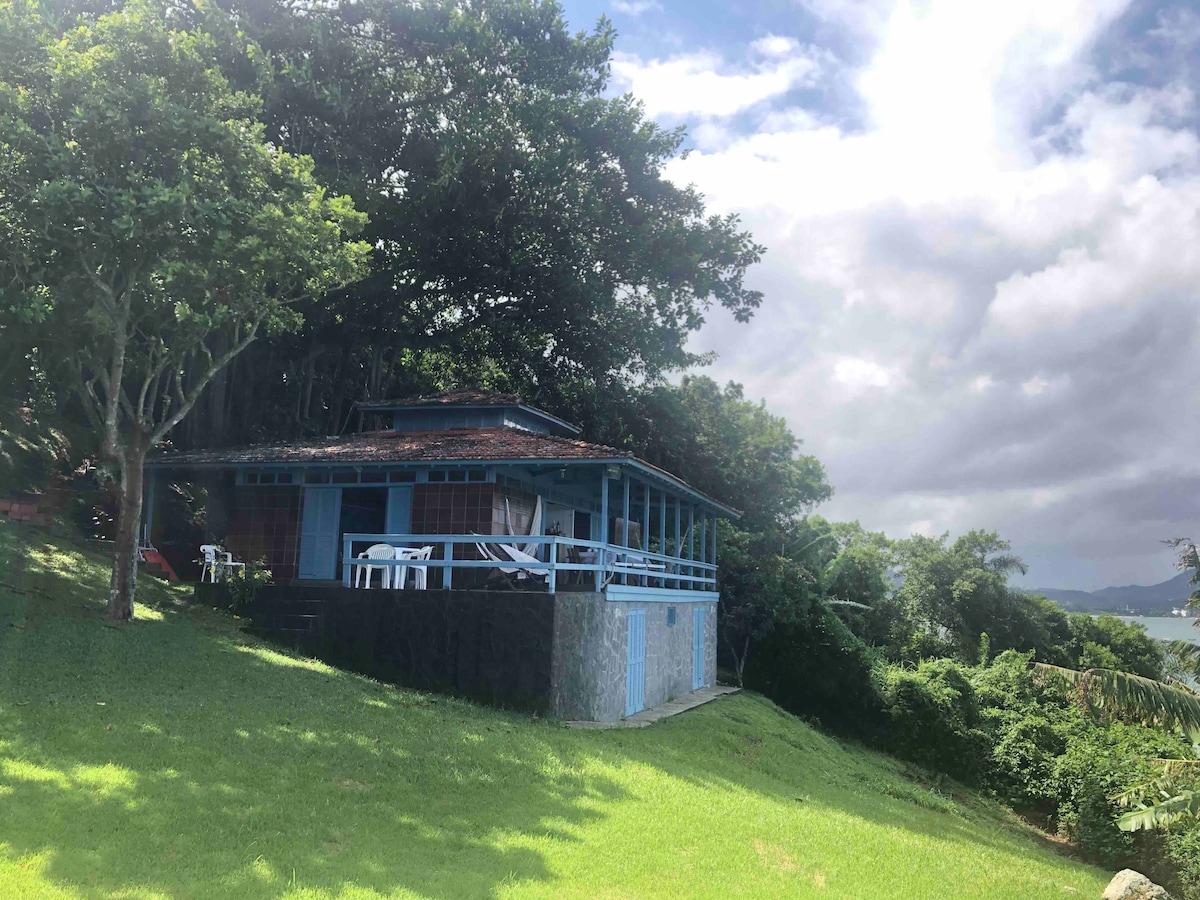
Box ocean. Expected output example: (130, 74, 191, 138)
(1113, 616, 1200, 644)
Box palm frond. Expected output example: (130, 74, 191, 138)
(1165, 640, 1200, 678)
(1032, 663, 1200, 740)
(827, 599, 871, 610)
(1117, 790, 1200, 832)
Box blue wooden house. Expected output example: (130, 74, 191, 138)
(146, 390, 736, 722)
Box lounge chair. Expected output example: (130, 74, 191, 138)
(474, 537, 548, 584)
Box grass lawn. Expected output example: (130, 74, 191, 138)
(0, 521, 1111, 899)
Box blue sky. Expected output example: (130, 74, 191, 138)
(557, 0, 1200, 591)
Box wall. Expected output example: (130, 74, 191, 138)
(202, 584, 556, 713)
(551, 594, 717, 722)
(411, 483, 498, 537)
(223, 485, 302, 582)
(194, 583, 717, 723)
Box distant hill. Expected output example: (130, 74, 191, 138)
(1029, 572, 1194, 614)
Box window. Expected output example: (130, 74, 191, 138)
(468, 470, 487, 482)
(388, 471, 416, 483)
(447, 470, 467, 482)
(305, 471, 330, 484)
(331, 470, 357, 484)
(428, 470, 447, 482)
(667, 606, 677, 627)
(360, 469, 387, 483)
(276, 472, 293, 484)
(244, 472, 259, 484)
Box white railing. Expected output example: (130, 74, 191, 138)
(341, 532, 718, 596)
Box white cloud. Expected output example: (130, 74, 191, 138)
(833, 356, 898, 391)
(611, 0, 662, 16)
(610, 41, 822, 120)
(1021, 375, 1050, 396)
(649, 0, 1200, 586)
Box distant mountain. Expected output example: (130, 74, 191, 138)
(1029, 572, 1194, 614)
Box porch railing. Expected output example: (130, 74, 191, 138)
(340, 533, 718, 596)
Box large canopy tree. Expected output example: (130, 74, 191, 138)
(0, 0, 369, 618)
(149, 0, 767, 446)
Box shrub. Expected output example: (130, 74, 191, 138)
(743, 603, 886, 740)
(878, 659, 989, 783)
(1052, 722, 1193, 866)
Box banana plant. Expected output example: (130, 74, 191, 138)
(1035, 662, 1200, 831)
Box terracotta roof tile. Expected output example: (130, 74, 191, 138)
(356, 389, 523, 410)
(149, 427, 631, 467)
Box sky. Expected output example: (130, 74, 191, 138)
(556, 0, 1200, 591)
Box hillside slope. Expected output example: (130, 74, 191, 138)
(0, 523, 1110, 899)
(1032, 572, 1193, 613)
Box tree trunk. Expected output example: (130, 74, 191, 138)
(107, 431, 149, 620)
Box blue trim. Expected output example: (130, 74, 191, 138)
(357, 401, 582, 436)
(607, 585, 719, 603)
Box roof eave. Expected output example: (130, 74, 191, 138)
(146, 452, 739, 518)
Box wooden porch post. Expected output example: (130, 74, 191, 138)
(687, 505, 695, 592)
(711, 514, 718, 590)
(673, 495, 681, 590)
(598, 467, 609, 592)
(622, 475, 630, 585)
(658, 488, 666, 556)
(642, 479, 650, 550)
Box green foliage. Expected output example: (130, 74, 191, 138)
(224, 555, 272, 612)
(153, 0, 767, 447)
(1052, 723, 1192, 865)
(615, 378, 831, 531)
(879, 660, 989, 782)
(0, 0, 368, 615)
(1068, 615, 1164, 680)
(743, 602, 885, 740)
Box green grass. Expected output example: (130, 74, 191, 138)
(0, 521, 1110, 899)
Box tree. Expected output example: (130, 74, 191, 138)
(0, 1, 369, 618)
(148, 0, 767, 447)
(616, 377, 831, 531)
(716, 527, 822, 687)
(893, 530, 1029, 662)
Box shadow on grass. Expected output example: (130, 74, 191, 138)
(0, 527, 1099, 898)
(1, 537, 625, 898)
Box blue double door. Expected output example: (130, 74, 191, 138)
(298, 485, 413, 581)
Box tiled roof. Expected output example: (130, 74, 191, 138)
(149, 427, 631, 467)
(148, 426, 741, 516)
(355, 389, 523, 410)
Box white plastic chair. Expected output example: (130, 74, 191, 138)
(394, 545, 434, 590)
(356, 543, 395, 589)
(200, 544, 244, 583)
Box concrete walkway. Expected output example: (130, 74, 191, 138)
(565, 685, 741, 729)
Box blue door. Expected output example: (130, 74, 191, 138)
(692, 606, 706, 690)
(625, 609, 646, 716)
(299, 488, 341, 580)
(386, 486, 413, 534)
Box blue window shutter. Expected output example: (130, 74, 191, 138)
(299, 488, 341, 580)
(386, 486, 413, 534)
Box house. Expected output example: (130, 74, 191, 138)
(144, 390, 737, 722)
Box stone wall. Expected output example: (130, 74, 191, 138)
(551, 593, 717, 722)
(195, 582, 717, 722)
(218, 584, 556, 713)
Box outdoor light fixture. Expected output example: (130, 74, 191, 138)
(605, 464, 622, 480)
